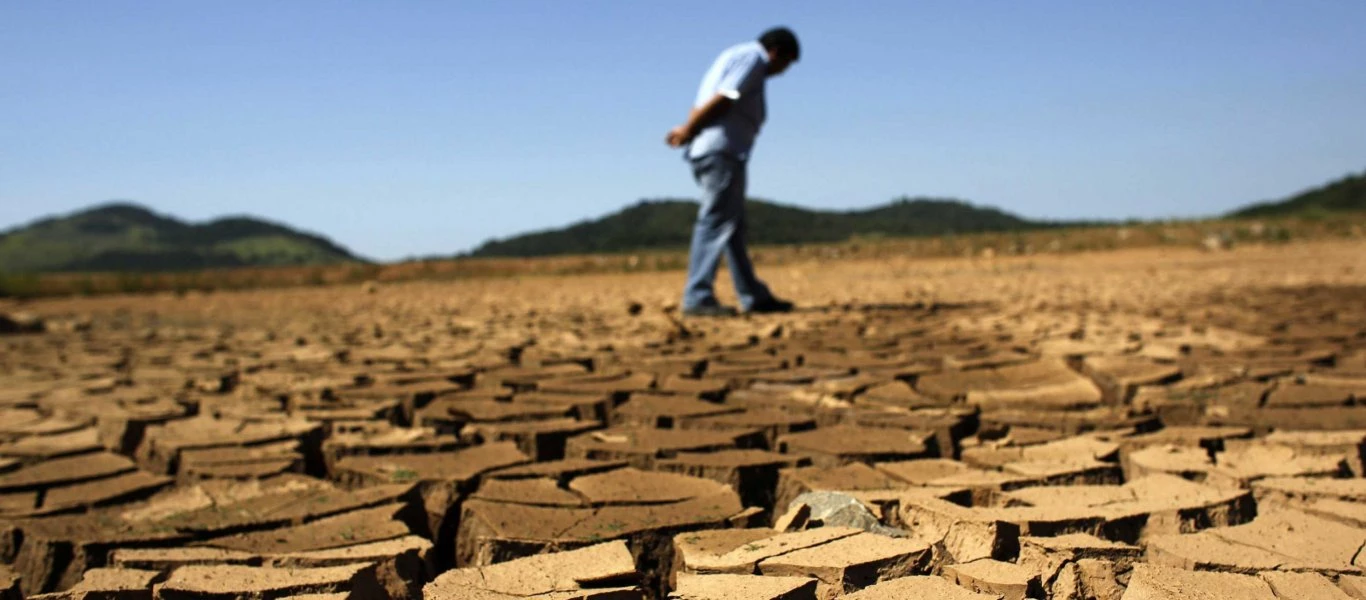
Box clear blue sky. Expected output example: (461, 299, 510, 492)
(4, 1, 1365, 261)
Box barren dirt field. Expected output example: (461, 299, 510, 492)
(3, 239, 1366, 599)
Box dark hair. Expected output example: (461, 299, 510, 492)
(759, 27, 800, 62)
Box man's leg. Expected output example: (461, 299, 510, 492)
(719, 160, 775, 310)
(682, 154, 743, 310)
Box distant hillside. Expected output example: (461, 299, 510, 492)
(0, 202, 365, 272)
(470, 197, 1041, 257)
(1230, 168, 1366, 218)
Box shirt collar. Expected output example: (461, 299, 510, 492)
(751, 41, 770, 65)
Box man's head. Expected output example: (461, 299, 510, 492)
(759, 27, 800, 76)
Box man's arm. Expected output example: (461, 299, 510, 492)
(666, 92, 734, 148)
(667, 48, 765, 148)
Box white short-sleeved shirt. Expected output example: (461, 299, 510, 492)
(685, 41, 768, 161)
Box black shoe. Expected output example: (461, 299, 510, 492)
(682, 304, 739, 318)
(745, 298, 795, 314)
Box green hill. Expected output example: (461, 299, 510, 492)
(0, 202, 365, 272)
(469, 197, 1042, 257)
(1229, 168, 1366, 218)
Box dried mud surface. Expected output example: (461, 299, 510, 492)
(3, 240, 1366, 599)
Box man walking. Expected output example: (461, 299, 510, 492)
(666, 27, 800, 317)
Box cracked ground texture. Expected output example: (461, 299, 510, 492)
(2, 239, 1366, 599)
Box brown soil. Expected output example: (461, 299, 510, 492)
(2, 241, 1366, 599)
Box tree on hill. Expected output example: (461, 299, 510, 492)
(1229, 168, 1366, 218)
(468, 197, 1040, 258)
(0, 202, 365, 272)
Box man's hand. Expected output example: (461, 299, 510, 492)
(665, 93, 734, 149)
(665, 124, 694, 148)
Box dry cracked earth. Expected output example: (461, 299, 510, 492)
(2, 240, 1366, 600)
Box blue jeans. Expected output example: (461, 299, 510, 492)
(682, 153, 774, 310)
